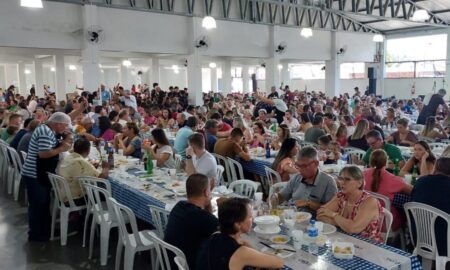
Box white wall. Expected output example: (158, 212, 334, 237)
(384, 78, 437, 99)
(278, 28, 332, 61)
(159, 69, 187, 90)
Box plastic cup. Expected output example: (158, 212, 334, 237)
(319, 160, 324, 167)
(255, 192, 263, 202)
(315, 221, 324, 233)
(170, 169, 177, 176)
(152, 160, 157, 168)
(292, 230, 304, 250)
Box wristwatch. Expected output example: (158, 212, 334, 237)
(186, 155, 192, 160)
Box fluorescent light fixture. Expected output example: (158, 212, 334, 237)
(24, 69, 31, 75)
(412, 9, 429, 22)
(202, 16, 217, 30)
(300, 28, 313, 38)
(101, 69, 104, 73)
(174, 69, 180, 74)
(20, 0, 43, 8)
(373, 34, 384, 42)
(172, 65, 179, 70)
(209, 62, 217, 68)
(122, 60, 132, 67)
(277, 64, 283, 70)
(98, 64, 102, 68)
(50, 67, 55, 72)
(69, 65, 77, 71)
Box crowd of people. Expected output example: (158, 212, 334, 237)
(1, 82, 450, 269)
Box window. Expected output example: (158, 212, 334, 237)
(256, 67, 265, 80)
(290, 63, 325, 80)
(386, 34, 447, 78)
(231, 67, 242, 78)
(340, 63, 365, 79)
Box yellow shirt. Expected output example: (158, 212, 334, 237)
(57, 152, 101, 201)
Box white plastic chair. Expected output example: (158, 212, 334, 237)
(429, 142, 447, 151)
(174, 256, 188, 270)
(264, 166, 282, 184)
(174, 154, 183, 171)
(299, 141, 318, 149)
(228, 180, 259, 199)
(212, 153, 232, 186)
(20, 150, 27, 162)
(436, 256, 450, 270)
(145, 231, 189, 270)
(6, 147, 23, 201)
(108, 197, 156, 270)
(216, 165, 225, 187)
(405, 202, 450, 270)
(345, 148, 366, 164)
(227, 157, 245, 183)
(84, 184, 120, 266)
(47, 173, 87, 246)
(148, 205, 170, 238)
(4, 146, 17, 195)
(78, 176, 112, 248)
(382, 208, 393, 245)
(269, 182, 288, 199)
(0, 144, 8, 188)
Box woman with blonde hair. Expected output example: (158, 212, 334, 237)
(421, 116, 447, 140)
(347, 119, 369, 151)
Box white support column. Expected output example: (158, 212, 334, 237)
(151, 58, 160, 84)
(186, 17, 203, 105)
(445, 33, 450, 98)
(17, 62, 27, 95)
(54, 55, 66, 101)
(376, 41, 386, 97)
(265, 25, 281, 94)
(242, 66, 249, 93)
(281, 64, 291, 87)
(81, 4, 101, 93)
(325, 32, 341, 97)
(210, 67, 218, 92)
(34, 59, 44, 96)
(221, 59, 232, 94)
(120, 63, 130, 90)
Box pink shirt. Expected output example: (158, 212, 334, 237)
(363, 168, 407, 230)
(144, 115, 156, 125)
(102, 129, 114, 142)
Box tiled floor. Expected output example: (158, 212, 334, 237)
(0, 189, 152, 270)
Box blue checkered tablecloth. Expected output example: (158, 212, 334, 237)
(393, 192, 411, 209)
(238, 158, 273, 177)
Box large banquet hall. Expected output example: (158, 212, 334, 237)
(1, 0, 450, 269)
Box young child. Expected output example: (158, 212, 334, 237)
(318, 135, 342, 164)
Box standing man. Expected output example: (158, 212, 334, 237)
(417, 88, 448, 125)
(21, 112, 72, 241)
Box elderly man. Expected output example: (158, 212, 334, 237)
(176, 112, 186, 129)
(22, 112, 72, 241)
(362, 129, 404, 169)
(119, 89, 137, 111)
(271, 146, 338, 215)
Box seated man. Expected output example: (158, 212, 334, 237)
(362, 129, 405, 169)
(1, 113, 23, 143)
(164, 173, 219, 269)
(57, 137, 109, 204)
(185, 133, 218, 186)
(271, 146, 338, 216)
(174, 116, 197, 159)
(214, 127, 251, 161)
(411, 157, 450, 257)
(204, 119, 219, 153)
(304, 115, 326, 144)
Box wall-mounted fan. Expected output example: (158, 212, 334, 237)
(85, 25, 105, 45)
(195, 36, 210, 50)
(276, 42, 287, 54)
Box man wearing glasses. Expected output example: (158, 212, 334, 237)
(362, 130, 404, 169)
(270, 146, 338, 216)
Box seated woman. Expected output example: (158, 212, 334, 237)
(142, 128, 176, 168)
(399, 141, 436, 177)
(386, 118, 418, 146)
(334, 125, 348, 147)
(272, 138, 299, 182)
(341, 115, 355, 136)
(299, 112, 312, 133)
(249, 121, 266, 148)
(347, 119, 370, 151)
(156, 108, 175, 129)
(317, 166, 384, 243)
(364, 149, 413, 232)
(115, 122, 142, 159)
(196, 197, 284, 270)
(98, 116, 114, 142)
(381, 108, 398, 129)
(420, 116, 448, 140)
(271, 124, 290, 150)
(318, 135, 341, 165)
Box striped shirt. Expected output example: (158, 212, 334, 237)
(22, 124, 58, 179)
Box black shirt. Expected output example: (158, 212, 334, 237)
(347, 135, 370, 151)
(164, 201, 219, 269)
(411, 174, 450, 256)
(196, 233, 241, 270)
(267, 92, 279, 99)
(417, 94, 445, 124)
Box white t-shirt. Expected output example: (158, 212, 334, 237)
(156, 145, 176, 169)
(282, 118, 300, 131)
(193, 151, 218, 184)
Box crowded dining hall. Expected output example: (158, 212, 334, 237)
(1, 0, 450, 269)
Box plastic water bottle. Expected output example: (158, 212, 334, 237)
(265, 139, 271, 158)
(341, 153, 348, 165)
(307, 223, 319, 255)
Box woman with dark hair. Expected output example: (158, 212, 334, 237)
(98, 116, 114, 141)
(317, 166, 384, 243)
(400, 140, 436, 176)
(386, 118, 418, 146)
(363, 149, 412, 232)
(250, 121, 266, 148)
(109, 110, 119, 123)
(299, 112, 312, 133)
(142, 128, 175, 168)
(196, 198, 284, 270)
(115, 122, 142, 158)
(156, 108, 175, 129)
(271, 124, 290, 150)
(272, 138, 299, 181)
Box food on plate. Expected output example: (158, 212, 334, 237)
(333, 246, 353, 254)
(271, 236, 289, 244)
(171, 182, 181, 187)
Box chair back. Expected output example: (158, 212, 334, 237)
(344, 148, 366, 164)
(269, 182, 288, 199)
(299, 141, 318, 149)
(20, 150, 27, 163)
(429, 142, 446, 151)
(174, 256, 188, 270)
(228, 180, 258, 199)
(264, 167, 282, 185)
(216, 165, 225, 186)
(146, 231, 189, 270)
(78, 176, 112, 194)
(368, 191, 391, 211)
(382, 207, 393, 244)
(84, 184, 114, 224)
(7, 147, 22, 171)
(227, 157, 244, 183)
(108, 197, 145, 248)
(149, 204, 170, 238)
(211, 153, 232, 185)
(436, 256, 450, 270)
(47, 173, 79, 209)
(404, 202, 450, 261)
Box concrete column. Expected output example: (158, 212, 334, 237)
(281, 64, 291, 87)
(265, 25, 281, 94)
(81, 4, 101, 93)
(120, 64, 130, 90)
(186, 53, 203, 105)
(325, 32, 340, 97)
(210, 67, 218, 92)
(444, 33, 450, 99)
(221, 59, 232, 94)
(34, 59, 44, 96)
(17, 62, 27, 95)
(53, 55, 66, 101)
(375, 41, 386, 97)
(242, 66, 249, 93)
(151, 58, 160, 84)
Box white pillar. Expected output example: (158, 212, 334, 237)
(281, 64, 291, 87)
(120, 63, 130, 90)
(151, 58, 160, 84)
(444, 33, 450, 98)
(221, 59, 232, 94)
(265, 25, 281, 94)
(81, 4, 101, 93)
(186, 53, 203, 105)
(17, 62, 27, 95)
(54, 55, 66, 101)
(242, 66, 249, 93)
(325, 32, 340, 97)
(34, 59, 44, 96)
(210, 67, 218, 92)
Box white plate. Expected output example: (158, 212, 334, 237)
(254, 225, 281, 235)
(254, 215, 280, 225)
(270, 235, 290, 245)
(261, 244, 295, 258)
(322, 223, 337, 235)
(152, 177, 166, 184)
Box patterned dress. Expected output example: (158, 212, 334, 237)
(336, 191, 384, 243)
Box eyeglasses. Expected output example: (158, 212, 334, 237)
(367, 139, 380, 147)
(295, 161, 315, 169)
(337, 176, 356, 182)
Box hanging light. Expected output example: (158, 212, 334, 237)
(50, 67, 55, 72)
(69, 65, 77, 71)
(277, 64, 283, 70)
(122, 60, 132, 67)
(209, 62, 217, 68)
(300, 28, 313, 38)
(174, 69, 180, 74)
(20, 0, 43, 8)
(412, 9, 429, 22)
(24, 69, 31, 75)
(101, 69, 104, 73)
(202, 16, 217, 30)
(373, 34, 384, 42)
(172, 65, 179, 70)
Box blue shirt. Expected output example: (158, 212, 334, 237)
(174, 127, 193, 159)
(101, 90, 111, 101)
(206, 132, 217, 153)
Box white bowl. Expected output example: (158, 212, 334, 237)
(254, 215, 280, 231)
(294, 212, 312, 223)
(332, 242, 355, 259)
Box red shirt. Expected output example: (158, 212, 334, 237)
(220, 122, 232, 132)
